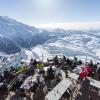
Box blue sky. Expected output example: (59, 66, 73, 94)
(0, 0, 100, 29)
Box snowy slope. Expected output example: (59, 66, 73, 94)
(0, 16, 53, 54)
(4, 29, 100, 69)
(0, 17, 100, 68)
(28, 29, 100, 62)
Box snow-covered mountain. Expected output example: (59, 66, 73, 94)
(0, 16, 100, 69)
(38, 29, 100, 61)
(0, 16, 53, 54)
(2, 29, 100, 69)
(0, 36, 21, 54)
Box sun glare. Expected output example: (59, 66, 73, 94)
(35, 0, 57, 9)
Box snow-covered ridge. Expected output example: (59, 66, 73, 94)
(0, 16, 100, 69)
(0, 16, 53, 54)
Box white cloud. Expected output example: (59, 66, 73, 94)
(35, 22, 100, 30)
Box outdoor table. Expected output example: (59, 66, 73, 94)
(45, 79, 72, 100)
(90, 79, 100, 89)
(20, 73, 39, 90)
(68, 73, 79, 80)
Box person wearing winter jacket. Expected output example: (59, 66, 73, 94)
(37, 62, 44, 69)
(47, 65, 54, 80)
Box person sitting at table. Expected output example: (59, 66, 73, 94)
(79, 71, 86, 80)
(39, 69, 45, 77)
(0, 80, 8, 94)
(86, 66, 92, 77)
(34, 83, 45, 100)
(43, 84, 48, 95)
(10, 66, 15, 73)
(13, 74, 25, 92)
(80, 77, 90, 100)
(63, 55, 67, 62)
(4, 68, 10, 81)
(47, 65, 54, 80)
(53, 55, 59, 65)
(61, 55, 67, 67)
(88, 60, 94, 67)
(36, 74, 45, 95)
(46, 65, 55, 88)
(33, 59, 38, 68)
(97, 63, 100, 73)
(98, 75, 100, 80)
(54, 65, 62, 82)
(37, 61, 44, 69)
(78, 60, 83, 65)
(29, 58, 34, 67)
(30, 82, 38, 93)
(19, 88, 26, 97)
(0, 74, 4, 82)
(66, 58, 72, 68)
(73, 56, 78, 64)
(21, 65, 28, 72)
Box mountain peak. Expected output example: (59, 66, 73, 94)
(0, 16, 17, 24)
(0, 16, 11, 19)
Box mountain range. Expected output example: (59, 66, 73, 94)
(0, 16, 100, 68)
(0, 16, 54, 54)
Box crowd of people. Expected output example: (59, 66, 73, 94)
(0, 55, 100, 100)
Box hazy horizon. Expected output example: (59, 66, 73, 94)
(0, 0, 100, 29)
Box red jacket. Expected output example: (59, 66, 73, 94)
(80, 71, 86, 78)
(86, 66, 92, 73)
